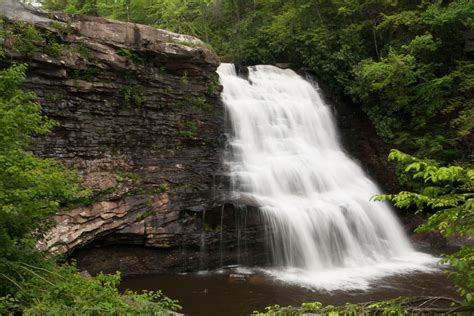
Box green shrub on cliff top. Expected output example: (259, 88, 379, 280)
(5, 21, 69, 58)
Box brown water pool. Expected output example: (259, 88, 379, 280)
(120, 267, 458, 316)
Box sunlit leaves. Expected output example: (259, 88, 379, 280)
(0, 64, 91, 300)
(0, 65, 55, 154)
(0, 64, 90, 237)
(376, 149, 473, 302)
(421, 0, 474, 28)
(403, 33, 440, 55)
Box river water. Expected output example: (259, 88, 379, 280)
(121, 267, 456, 316)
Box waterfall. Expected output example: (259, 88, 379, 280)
(217, 64, 437, 290)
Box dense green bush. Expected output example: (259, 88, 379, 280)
(1, 263, 181, 315)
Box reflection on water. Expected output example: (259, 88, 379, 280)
(120, 267, 457, 316)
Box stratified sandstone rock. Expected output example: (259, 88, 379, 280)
(0, 1, 235, 260)
(82, 172, 118, 191)
(38, 194, 170, 254)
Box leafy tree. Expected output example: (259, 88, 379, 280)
(0, 63, 90, 294)
(1, 264, 181, 315)
(375, 149, 474, 303)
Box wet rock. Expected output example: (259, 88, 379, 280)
(464, 29, 474, 53)
(228, 274, 247, 283)
(402, 214, 474, 254)
(235, 64, 249, 80)
(248, 274, 265, 285)
(313, 79, 401, 195)
(275, 63, 291, 69)
(79, 270, 92, 278)
(38, 194, 170, 254)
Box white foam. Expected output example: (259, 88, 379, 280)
(262, 252, 439, 291)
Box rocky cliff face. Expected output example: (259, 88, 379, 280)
(1, 2, 269, 272)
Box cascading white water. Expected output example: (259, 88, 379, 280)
(217, 64, 437, 290)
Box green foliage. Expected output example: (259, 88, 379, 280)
(42, 0, 99, 15)
(28, 0, 474, 309)
(45, 91, 66, 103)
(0, 64, 52, 150)
(44, 40, 67, 57)
(177, 96, 212, 112)
(160, 86, 173, 94)
(375, 150, 473, 302)
(252, 296, 448, 315)
(0, 63, 89, 297)
(10, 23, 44, 55)
(207, 75, 220, 96)
(76, 43, 92, 60)
(119, 84, 143, 106)
(189, 96, 211, 112)
(117, 47, 145, 64)
(69, 68, 101, 81)
(180, 71, 188, 86)
(0, 65, 90, 240)
(132, 184, 169, 196)
(48, 21, 70, 34)
(6, 21, 68, 58)
(446, 246, 474, 304)
(115, 171, 140, 183)
(179, 121, 198, 138)
(136, 209, 154, 222)
(157, 183, 169, 193)
(0, 263, 181, 315)
(183, 211, 197, 223)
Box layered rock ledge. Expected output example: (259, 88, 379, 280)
(0, 1, 266, 270)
